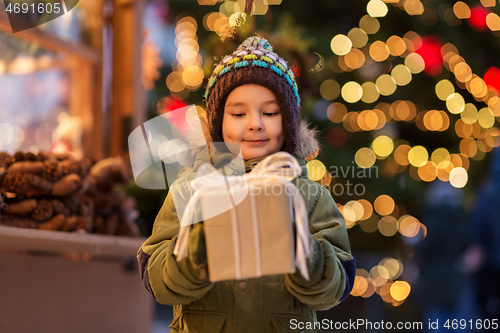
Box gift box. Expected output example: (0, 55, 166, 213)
(201, 182, 295, 281)
(174, 152, 311, 282)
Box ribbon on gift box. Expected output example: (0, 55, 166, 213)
(173, 152, 311, 281)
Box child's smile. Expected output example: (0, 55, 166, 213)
(222, 84, 285, 160)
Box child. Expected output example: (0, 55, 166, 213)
(138, 36, 355, 333)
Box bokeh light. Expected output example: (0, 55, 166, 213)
(376, 74, 397, 96)
(404, 53, 425, 74)
(446, 93, 465, 114)
(331, 34, 352, 56)
(342, 81, 363, 103)
(435, 79, 454, 101)
(320, 79, 341, 100)
(449, 167, 468, 188)
(372, 135, 394, 158)
(390, 281, 411, 301)
(408, 145, 428, 167)
(391, 65, 412, 86)
(327, 102, 348, 123)
(374, 194, 395, 216)
(361, 82, 380, 104)
(359, 15, 380, 34)
(348, 28, 369, 48)
(367, 0, 388, 18)
(306, 159, 327, 182)
(378, 215, 398, 236)
(355, 148, 377, 168)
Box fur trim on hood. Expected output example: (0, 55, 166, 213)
(186, 110, 320, 161)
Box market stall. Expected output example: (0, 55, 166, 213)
(0, 1, 155, 332)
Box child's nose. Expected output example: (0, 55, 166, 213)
(247, 114, 264, 131)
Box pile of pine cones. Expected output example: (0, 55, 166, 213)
(0, 151, 139, 236)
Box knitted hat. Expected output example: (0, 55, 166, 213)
(204, 36, 301, 155)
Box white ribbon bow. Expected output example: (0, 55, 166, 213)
(173, 151, 311, 280)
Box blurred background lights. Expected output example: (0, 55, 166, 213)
(486, 13, 500, 31)
(390, 281, 411, 301)
(374, 194, 395, 216)
(380, 257, 403, 280)
(453, 1, 471, 19)
(431, 148, 451, 169)
(343, 49, 366, 70)
(331, 34, 352, 56)
(391, 65, 412, 86)
(408, 145, 428, 167)
(478, 108, 495, 128)
(320, 79, 341, 100)
(369, 41, 390, 62)
(357, 199, 373, 220)
(404, 0, 424, 16)
(404, 53, 425, 74)
(386, 35, 406, 56)
(376, 74, 397, 96)
(355, 147, 377, 168)
(361, 82, 380, 104)
(342, 81, 363, 103)
(460, 103, 478, 124)
(344, 200, 365, 222)
(435, 79, 454, 100)
(327, 102, 347, 123)
(378, 215, 398, 236)
(370, 265, 390, 287)
(372, 135, 394, 158)
(348, 28, 369, 48)
(394, 144, 411, 165)
(446, 93, 465, 114)
(484, 67, 500, 92)
(359, 15, 381, 34)
(367, 0, 388, 18)
(468, 5, 489, 31)
(306, 159, 326, 182)
(398, 215, 421, 237)
(449, 167, 468, 188)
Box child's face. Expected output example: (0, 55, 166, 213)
(222, 84, 285, 160)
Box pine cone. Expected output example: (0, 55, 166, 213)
(38, 214, 65, 230)
(32, 199, 54, 221)
(0, 152, 14, 168)
(43, 159, 63, 181)
(3, 173, 28, 193)
(4, 199, 38, 215)
(8, 161, 44, 175)
(52, 174, 82, 196)
(25, 152, 37, 161)
(13, 151, 25, 162)
(60, 159, 84, 177)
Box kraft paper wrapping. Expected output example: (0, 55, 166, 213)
(173, 151, 311, 281)
(202, 184, 295, 282)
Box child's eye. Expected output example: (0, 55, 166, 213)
(264, 112, 280, 117)
(232, 113, 244, 117)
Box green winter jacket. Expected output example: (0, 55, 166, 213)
(137, 149, 355, 333)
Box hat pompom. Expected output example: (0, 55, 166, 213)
(238, 36, 273, 52)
